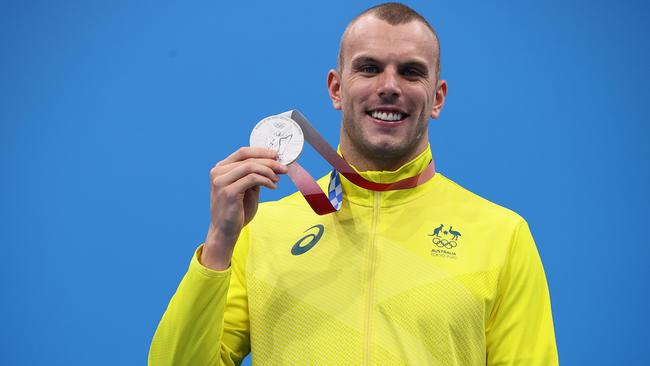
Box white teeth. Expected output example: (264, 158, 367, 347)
(371, 111, 404, 121)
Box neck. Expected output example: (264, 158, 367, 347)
(340, 140, 429, 172)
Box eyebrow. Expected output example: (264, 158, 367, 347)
(350, 56, 379, 69)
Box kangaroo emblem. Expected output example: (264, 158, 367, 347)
(428, 224, 463, 253)
(428, 224, 444, 237)
(448, 226, 461, 240)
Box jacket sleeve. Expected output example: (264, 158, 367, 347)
(486, 221, 559, 365)
(149, 226, 251, 366)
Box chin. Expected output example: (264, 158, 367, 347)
(359, 138, 415, 160)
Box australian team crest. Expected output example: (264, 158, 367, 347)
(428, 224, 462, 258)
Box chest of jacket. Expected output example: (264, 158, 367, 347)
(244, 190, 508, 364)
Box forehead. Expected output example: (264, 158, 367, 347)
(342, 15, 438, 67)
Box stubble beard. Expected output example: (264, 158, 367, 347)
(342, 113, 428, 166)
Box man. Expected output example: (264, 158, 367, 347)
(149, 3, 558, 365)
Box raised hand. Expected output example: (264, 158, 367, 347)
(201, 147, 288, 270)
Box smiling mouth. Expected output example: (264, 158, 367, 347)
(367, 109, 409, 123)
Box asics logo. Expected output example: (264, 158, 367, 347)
(291, 224, 324, 255)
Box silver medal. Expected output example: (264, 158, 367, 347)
(250, 115, 304, 165)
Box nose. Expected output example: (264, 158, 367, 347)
(376, 67, 401, 100)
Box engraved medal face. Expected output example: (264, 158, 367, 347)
(249, 115, 304, 165)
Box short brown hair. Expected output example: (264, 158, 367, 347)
(337, 2, 441, 78)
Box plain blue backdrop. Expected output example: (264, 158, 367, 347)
(2, 0, 649, 365)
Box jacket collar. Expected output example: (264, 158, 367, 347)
(338, 145, 441, 208)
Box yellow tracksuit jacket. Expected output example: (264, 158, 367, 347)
(149, 147, 559, 365)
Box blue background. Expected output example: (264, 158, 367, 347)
(2, 0, 649, 364)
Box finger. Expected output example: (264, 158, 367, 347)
(218, 158, 289, 175)
(224, 173, 277, 199)
(215, 161, 281, 188)
(219, 147, 278, 166)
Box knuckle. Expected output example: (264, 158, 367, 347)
(247, 174, 262, 185)
(221, 187, 236, 200)
(213, 166, 224, 175)
(236, 147, 248, 156)
(255, 175, 269, 184)
(244, 174, 256, 183)
(243, 162, 259, 173)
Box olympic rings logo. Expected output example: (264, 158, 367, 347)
(432, 237, 457, 249)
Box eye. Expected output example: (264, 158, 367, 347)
(401, 67, 425, 78)
(358, 65, 379, 74)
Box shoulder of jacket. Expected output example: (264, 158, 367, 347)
(437, 173, 526, 227)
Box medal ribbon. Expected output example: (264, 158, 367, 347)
(280, 110, 436, 215)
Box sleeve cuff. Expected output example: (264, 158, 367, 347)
(189, 244, 233, 278)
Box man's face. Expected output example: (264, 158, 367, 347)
(328, 15, 446, 164)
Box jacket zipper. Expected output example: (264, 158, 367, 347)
(363, 191, 380, 365)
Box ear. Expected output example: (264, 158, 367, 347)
(327, 69, 342, 110)
(430, 80, 448, 119)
